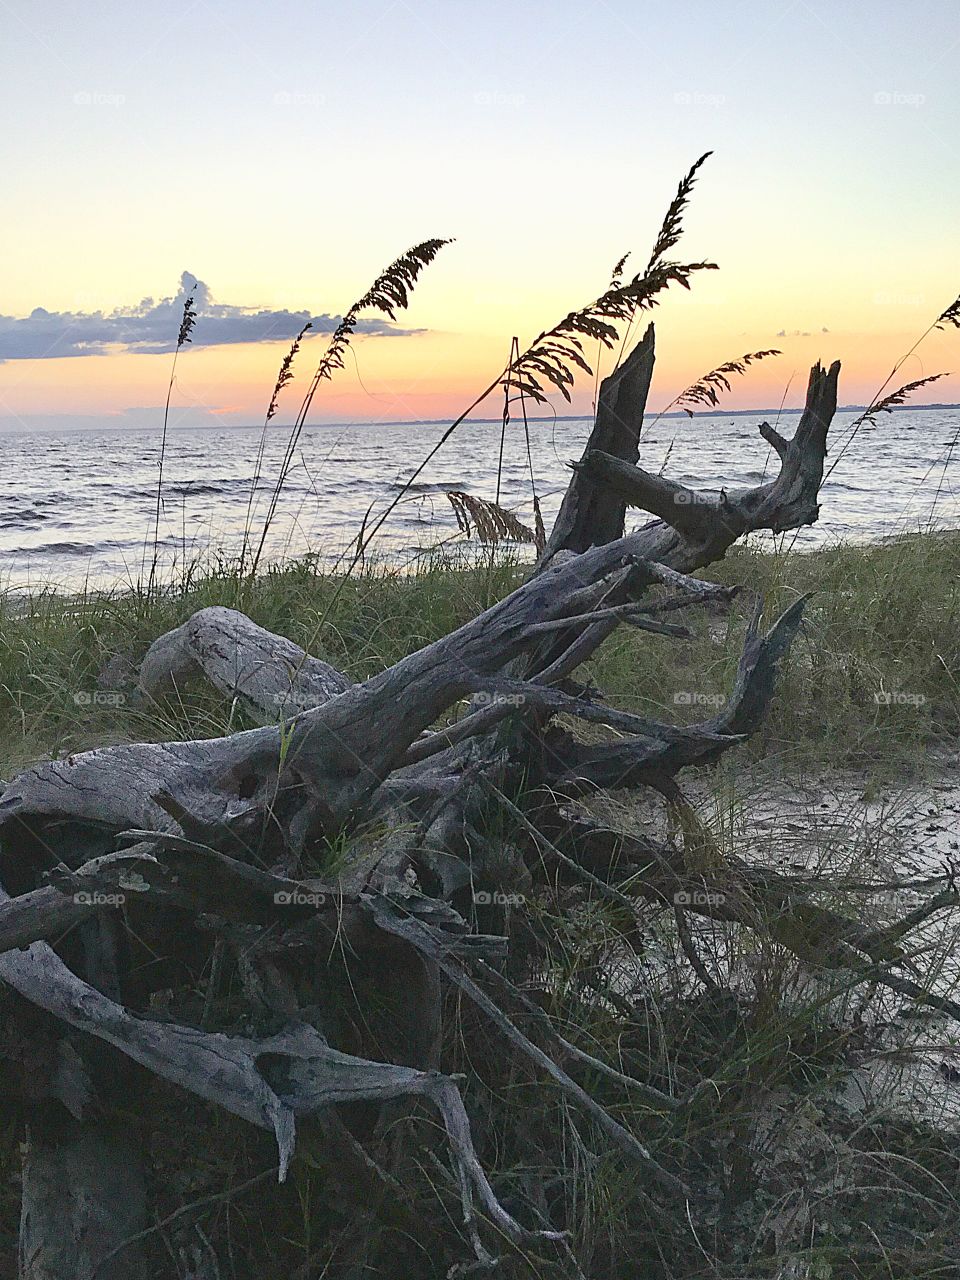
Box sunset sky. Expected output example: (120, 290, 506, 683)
(1, 0, 958, 430)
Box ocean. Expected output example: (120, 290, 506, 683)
(1, 407, 958, 590)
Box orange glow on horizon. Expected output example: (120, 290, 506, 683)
(1, 313, 958, 431)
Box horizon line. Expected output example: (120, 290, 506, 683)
(1, 399, 959, 434)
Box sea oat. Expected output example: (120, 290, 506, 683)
(147, 286, 198, 594)
(851, 374, 947, 430)
(676, 349, 781, 413)
(445, 491, 536, 545)
(936, 294, 960, 331)
(248, 240, 451, 577)
(266, 322, 311, 423)
(510, 154, 716, 403)
(177, 294, 198, 347)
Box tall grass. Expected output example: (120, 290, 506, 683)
(145, 286, 196, 597)
(245, 239, 451, 580)
(585, 529, 960, 776)
(238, 320, 312, 582)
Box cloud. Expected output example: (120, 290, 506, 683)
(0, 272, 417, 360)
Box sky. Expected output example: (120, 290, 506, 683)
(1, 0, 958, 430)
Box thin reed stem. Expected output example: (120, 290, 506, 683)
(146, 289, 196, 598)
(238, 322, 312, 588)
(827, 292, 959, 482)
(247, 240, 450, 580)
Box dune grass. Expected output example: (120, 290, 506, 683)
(586, 528, 960, 778)
(1, 530, 956, 783)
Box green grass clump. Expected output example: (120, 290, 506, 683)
(585, 529, 960, 778)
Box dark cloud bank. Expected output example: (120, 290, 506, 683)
(0, 272, 414, 360)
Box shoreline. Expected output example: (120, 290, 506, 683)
(3, 522, 959, 608)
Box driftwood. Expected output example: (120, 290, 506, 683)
(137, 604, 351, 721)
(539, 322, 656, 562)
(3, 336, 942, 1275)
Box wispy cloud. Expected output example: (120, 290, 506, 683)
(0, 272, 420, 361)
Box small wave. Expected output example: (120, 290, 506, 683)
(0, 510, 50, 528)
(5, 540, 106, 556)
(390, 480, 457, 494)
(163, 480, 250, 497)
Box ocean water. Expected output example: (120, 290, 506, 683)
(0, 407, 958, 590)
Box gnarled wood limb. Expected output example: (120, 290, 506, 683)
(571, 455, 735, 543)
(536, 596, 806, 792)
(0, 560, 753, 867)
(19, 1114, 147, 1280)
(0, 924, 562, 1252)
(0, 882, 97, 954)
(365, 891, 687, 1200)
(138, 605, 351, 721)
(574, 359, 840, 559)
(12, 861, 150, 1280)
